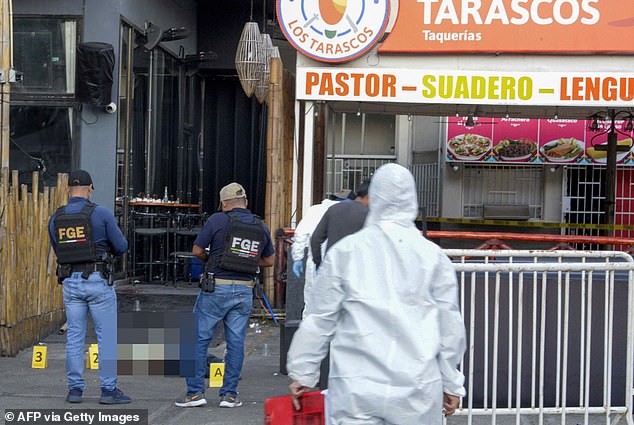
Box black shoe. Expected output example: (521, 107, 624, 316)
(66, 388, 82, 403)
(175, 392, 207, 408)
(99, 388, 131, 404)
(219, 394, 243, 408)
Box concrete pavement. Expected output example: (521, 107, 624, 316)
(0, 285, 290, 425)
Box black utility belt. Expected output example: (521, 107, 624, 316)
(70, 263, 107, 274)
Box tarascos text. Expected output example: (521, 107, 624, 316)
(416, 0, 600, 26)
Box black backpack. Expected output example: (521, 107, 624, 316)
(214, 213, 266, 274)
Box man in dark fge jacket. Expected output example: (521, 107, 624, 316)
(175, 182, 275, 409)
(48, 169, 130, 405)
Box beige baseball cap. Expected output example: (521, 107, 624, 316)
(219, 182, 247, 202)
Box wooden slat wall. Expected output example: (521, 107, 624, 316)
(0, 169, 67, 356)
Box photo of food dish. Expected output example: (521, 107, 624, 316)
(586, 138, 633, 164)
(493, 138, 538, 161)
(447, 133, 492, 160)
(540, 138, 584, 162)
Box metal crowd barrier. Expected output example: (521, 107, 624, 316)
(444, 250, 634, 425)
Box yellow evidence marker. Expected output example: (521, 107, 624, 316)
(32, 345, 48, 368)
(88, 344, 99, 369)
(209, 363, 225, 387)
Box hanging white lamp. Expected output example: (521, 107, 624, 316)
(235, 19, 263, 98)
(255, 34, 273, 103)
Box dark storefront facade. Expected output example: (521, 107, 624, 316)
(10, 0, 291, 217)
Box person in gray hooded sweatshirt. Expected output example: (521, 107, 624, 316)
(287, 163, 466, 425)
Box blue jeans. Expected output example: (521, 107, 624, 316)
(186, 284, 253, 396)
(62, 272, 118, 391)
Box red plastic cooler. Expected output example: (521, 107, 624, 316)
(264, 391, 325, 425)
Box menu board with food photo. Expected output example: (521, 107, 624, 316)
(586, 120, 634, 165)
(446, 118, 634, 166)
(538, 119, 586, 164)
(446, 118, 493, 162)
(492, 118, 539, 163)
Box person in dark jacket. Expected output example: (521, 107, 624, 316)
(48, 169, 130, 404)
(175, 182, 275, 409)
(310, 179, 370, 269)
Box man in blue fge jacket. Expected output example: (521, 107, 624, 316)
(175, 182, 275, 409)
(48, 169, 130, 404)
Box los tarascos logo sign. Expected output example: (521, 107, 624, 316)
(277, 0, 390, 63)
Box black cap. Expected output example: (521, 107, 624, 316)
(69, 169, 93, 188)
(355, 179, 371, 198)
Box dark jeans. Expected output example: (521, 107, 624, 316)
(185, 285, 253, 396)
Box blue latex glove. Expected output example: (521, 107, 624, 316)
(292, 260, 304, 278)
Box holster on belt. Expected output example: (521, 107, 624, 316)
(56, 264, 72, 285)
(200, 270, 215, 293)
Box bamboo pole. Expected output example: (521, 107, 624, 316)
(6, 172, 16, 326)
(0, 168, 6, 327)
(267, 59, 283, 240)
(263, 58, 297, 308)
(0, 0, 11, 168)
(264, 57, 285, 303)
(282, 68, 295, 229)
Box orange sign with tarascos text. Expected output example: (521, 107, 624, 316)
(379, 0, 634, 53)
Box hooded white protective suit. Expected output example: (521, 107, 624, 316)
(287, 164, 466, 425)
(292, 198, 338, 311)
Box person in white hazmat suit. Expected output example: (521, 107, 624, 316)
(291, 194, 348, 312)
(287, 163, 466, 425)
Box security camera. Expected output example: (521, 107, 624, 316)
(9, 68, 23, 83)
(105, 102, 117, 114)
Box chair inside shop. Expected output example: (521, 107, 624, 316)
(168, 213, 206, 286)
(130, 211, 170, 283)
